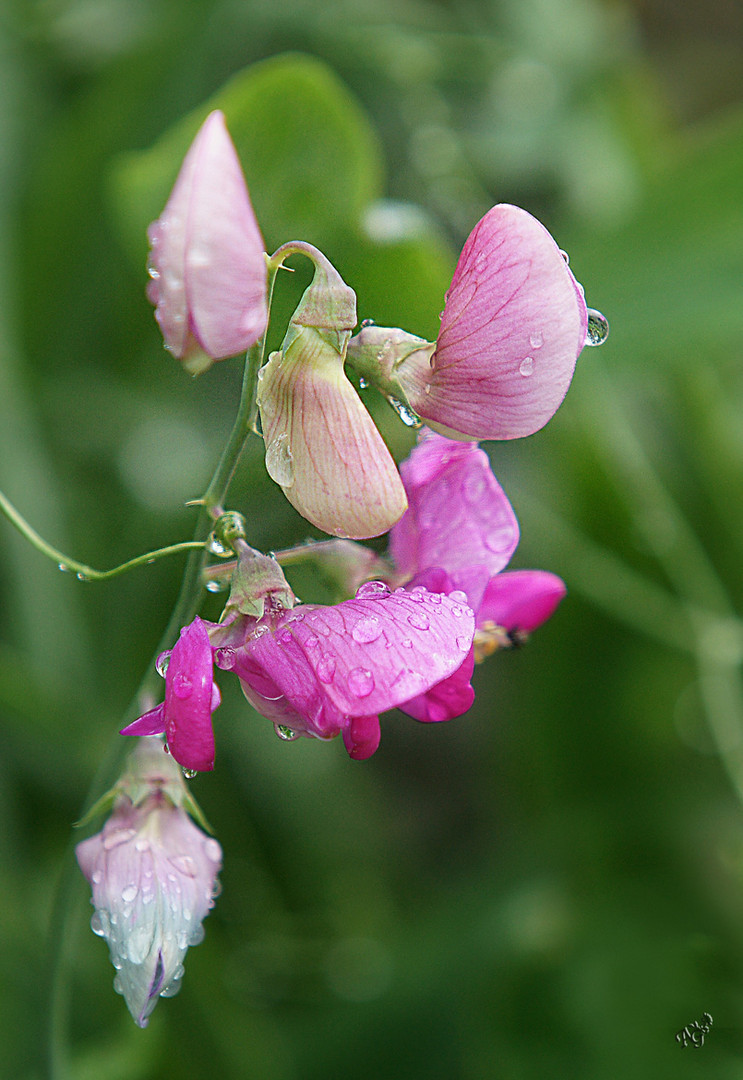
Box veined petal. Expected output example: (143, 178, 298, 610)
(257, 327, 407, 539)
(390, 432, 519, 598)
(401, 204, 587, 440)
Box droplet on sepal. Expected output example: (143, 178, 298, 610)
(585, 308, 609, 347)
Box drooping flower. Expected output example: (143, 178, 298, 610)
(346, 204, 588, 440)
(211, 578, 476, 760)
(147, 110, 268, 374)
(389, 430, 566, 665)
(121, 617, 220, 772)
(257, 243, 407, 539)
(76, 737, 222, 1028)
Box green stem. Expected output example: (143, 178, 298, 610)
(46, 342, 266, 1080)
(0, 487, 206, 580)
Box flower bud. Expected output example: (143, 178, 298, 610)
(147, 110, 268, 374)
(76, 738, 222, 1028)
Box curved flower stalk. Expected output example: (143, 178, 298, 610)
(147, 110, 268, 374)
(346, 204, 589, 440)
(76, 738, 222, 1028)
(389, 430, 566, 671)
(121, 617, 220, 772)
(258, 243, 407, 538)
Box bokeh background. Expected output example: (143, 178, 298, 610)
(3, 0, 743, 1077)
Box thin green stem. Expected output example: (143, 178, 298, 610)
(0, 487, 206, 580)
(46, 341, 266, 1080)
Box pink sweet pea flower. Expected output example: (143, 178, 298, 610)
(212, 580, 475, 760)
(147, 110, 268, 374)
(76, 738, 222, 1028)
(348, 204, 587, 440)
(389, 431, 566, 667)
(121, 617, 220, 772)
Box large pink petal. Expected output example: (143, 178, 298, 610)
(163, 617, 217, 772)
(390, 432, 519, 597)
(407, 204, 587, 439)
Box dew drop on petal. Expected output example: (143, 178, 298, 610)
(352, 616, 383, 643)
(347, 668, 375, 698)
(265, 432, 295, 488)
(317, 654, 337, 684)
(356, 581, 391, 599)
(559, 249, 570, 264)
(182, 768, 198, 779)
(90, 911, 106, 937)
(402, 638, 413, 649)
(585, 309, 609, 347)
(407, 611, 430, 631)
(529, 331, 544, 349)
(449, 590, 470, 606)
(121, 884, 138, 904)
(519, 356, 534, 378)
(170, 855, 197, 877)
(172, 673, 192, 699)
(274, 723, 298, 741)
(103, 828, 136, 851)
(204, 839, 222, 863)
(156, 652, 171, 678)
(387, 397, 422, 428)
(456, 635, 472, 652)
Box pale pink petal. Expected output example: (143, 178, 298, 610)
(390, 432, 519, 600)
(257, 331, 407, 539)
(402, 204, 587, 439)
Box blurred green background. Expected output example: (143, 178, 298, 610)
(3, 0, 743, 1077)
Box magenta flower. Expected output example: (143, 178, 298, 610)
(147, 110, 268, 374)
(389, 431, 566, 660)
(347, 204, 587, 440)
(121, 617, 220, 772)
(76, 738, 222, 1028)
(212, 580, 476, 760)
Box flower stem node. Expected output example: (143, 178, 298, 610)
(76, 737, 222, 1028)
(207, 510, 248, 557)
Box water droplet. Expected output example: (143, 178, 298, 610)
(401, 638, 413, 649)
(387, 397, 422, 428)
(204, 838, 222, 863)
(135, 838, 150, 853)
(559, 249, 570, 264)
(274, 723, 298, 741)
(121, 884, 138, 904)
(358, 377, 369, 389)
(408, 611, 430, 631)
(519, 356, 534, 377)
(529, 331, 544, 349)
(449, 590, 469, 606)
(585, 308, 609, 347)
(304, 634, 320, 649)
(205, 577, 229, 593)
(216, 647, 235, 670)
(277, 629, 293, 645)
(170, 855, 197, 877)
(182, 768, 198, 779)
(91, 870, 102, 884)
(348, 668, 375, 698)
(360, 318, 375, 328)
(352, 616, 383, 643)
(317, 654, 337, 683)
(207, 532, 231, 557)
(57, 562, 70, 573)
(172, 673, 192, 699)
(156, 652, 171, 677)
(113, 974, 124, 996)
(147, 263, 160, 280)
(265, 432, 295, 488)
(356, 580, 391, 599)
(456, 635, 472, 651)
(76, 571, 89, 582)
(90, 911, 106, 937)
(189, 924, 206, 946)
(428, 592, 442, 605)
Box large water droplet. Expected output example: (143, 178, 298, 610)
(206, 532, 231, 557)
(156, 652, 171, 678)
(172, 673, 192, 700)
(317, 654, 337, 684)
(387, 397, 422, 428)
(519, 356, 534, 378)
(347, 668, 375, 698)
(352, 616, 383, 643)
(182, 768, 198, 780)
(356, 580, 391, 599)
(121, 884, 138, 904)
(585, 308, 609, 347)
(529, 331, 544, 349)
(90, 911, 107, 937)
(408, 611, 430, 631)
(274, 723, 298, 741)
(265, 432, 295, 488)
